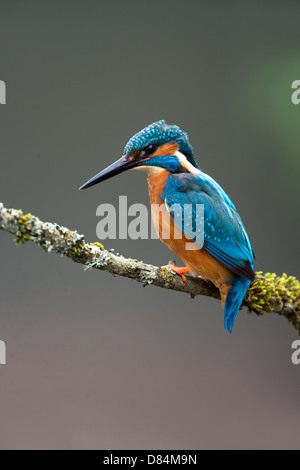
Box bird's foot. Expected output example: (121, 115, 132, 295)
(165, 264, 190, 284)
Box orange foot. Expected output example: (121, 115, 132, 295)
(166, 264, 190, 284)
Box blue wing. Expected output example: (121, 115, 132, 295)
(163, 172, 255, 281)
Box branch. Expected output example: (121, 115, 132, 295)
(0, 203, 299, 333)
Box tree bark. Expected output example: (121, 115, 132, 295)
(0, 202, 299, 333)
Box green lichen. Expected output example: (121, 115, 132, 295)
(18, 212, 32, 224)
(14, 211, 33, 245)
(157, 266, 177, 288)
(90, 242, 104, 250)
(72, 242, 87, 257)
(14, 233, 31, 245)
(247, 271, 300, 316)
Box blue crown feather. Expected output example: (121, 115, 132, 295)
(123, 120, 200, 169)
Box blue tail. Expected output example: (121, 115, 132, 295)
(224, 277, 251, 332)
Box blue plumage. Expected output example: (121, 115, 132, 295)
(162, 172, 254, 332)
(163, 173, 254, 282)
(224, 277, 251, 332)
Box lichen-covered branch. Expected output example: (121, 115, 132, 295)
(0, 202, 299, 333)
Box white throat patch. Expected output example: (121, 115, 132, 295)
(133, 166, 165, 175)
(174, 151, 200, 174)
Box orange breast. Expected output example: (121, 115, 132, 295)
(147, 171, 234, 298)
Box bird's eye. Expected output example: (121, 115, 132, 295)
(144, 144, 156, 155)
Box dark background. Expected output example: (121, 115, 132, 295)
(0, 1, 299, 449)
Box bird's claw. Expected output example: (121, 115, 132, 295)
(165, 264, 190, 284)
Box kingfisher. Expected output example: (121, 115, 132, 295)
(80, 120, 255, 332)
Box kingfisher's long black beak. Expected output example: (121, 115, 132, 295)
(79, 156, 140, 190)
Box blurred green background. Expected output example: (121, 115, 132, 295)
(0, 1, 299, 449)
